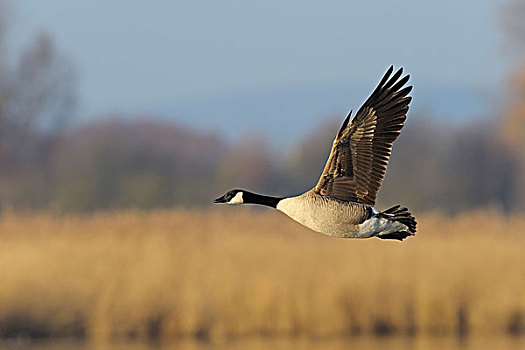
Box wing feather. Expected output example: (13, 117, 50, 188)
(313, 66, 412, 205)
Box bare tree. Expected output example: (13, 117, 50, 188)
(0, 7, 77, 209)
(1, 33, 77, 168)
(499, 0, 525, 210)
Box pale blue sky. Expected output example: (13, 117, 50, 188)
(6, 1, 515, 145)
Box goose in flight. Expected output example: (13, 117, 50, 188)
(214, 66, 416, 241)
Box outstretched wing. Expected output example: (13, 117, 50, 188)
(313, 66, 412, 205)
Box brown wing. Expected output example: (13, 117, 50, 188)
(313, 66, 412, 205)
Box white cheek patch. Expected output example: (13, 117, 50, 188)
(227, 192, 244, 205)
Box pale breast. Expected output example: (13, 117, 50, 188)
(276, 192, 371, 238)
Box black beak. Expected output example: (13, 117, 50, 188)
(214, 195, 227, 204)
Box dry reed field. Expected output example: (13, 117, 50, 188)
(0, 208, 523, 342)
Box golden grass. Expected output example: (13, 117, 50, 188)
(0, 208, 523, 341)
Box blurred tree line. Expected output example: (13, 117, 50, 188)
(1, 1, 525, 213)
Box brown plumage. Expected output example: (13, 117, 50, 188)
(314, 66, 412, 206)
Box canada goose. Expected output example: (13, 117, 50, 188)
(214, 66, 416, 241)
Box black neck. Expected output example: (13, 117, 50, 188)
(243, 191, 283, 208)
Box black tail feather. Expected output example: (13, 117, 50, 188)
(377, 231, 414, 241)
(378, 205, 417, 234)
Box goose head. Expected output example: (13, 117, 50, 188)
(214, 189, 245, 205)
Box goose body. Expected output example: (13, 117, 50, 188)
(214, 66, 417, 241)
(276, 192, 406, 239)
